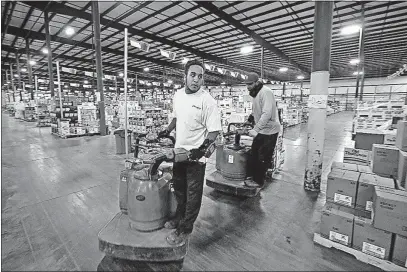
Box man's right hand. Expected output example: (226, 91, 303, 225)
(158, 129, 170, 138)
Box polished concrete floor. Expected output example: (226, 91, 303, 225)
(1, 111, 380, 271)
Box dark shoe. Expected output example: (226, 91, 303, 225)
(244, 179, 261, 187)
(164, 219, 179, 229)
(166, 230, 189, 246)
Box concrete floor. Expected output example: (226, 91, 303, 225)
(1, 111, 380, 271)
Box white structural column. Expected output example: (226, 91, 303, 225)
(304, 1, 334, 191)
(124, 28, 129, 157)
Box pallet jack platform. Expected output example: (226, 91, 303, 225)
(98, 212, 188, 262)
(206, 171, 262, 197)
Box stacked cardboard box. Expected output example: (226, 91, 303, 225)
(319, 160, 402, 262)
(371, 120, 407, 190)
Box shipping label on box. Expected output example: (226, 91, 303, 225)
(392, 234, 407, 267)
(384, 132, 397, 145)
(352, 216, 392, 260)
(344, 148, 370, 166)
(327, 169, 359, 207)
(371, 144, 399, 178)
(320, 204, 354, 246)
(372, 186, 407, 236)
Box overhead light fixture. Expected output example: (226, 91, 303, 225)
(279, 67, 288, 72)
(168, 80, 173, 84)
(84, 80, 88, 84)
(65, 26, 75, 36)
(29, 60, 36, 65)
(221, 82, 226, 85)
(182, 57, 189, 64)
(21, 68, 27, 72)
(14, 74, 19, 77)
(119, 72, 124, 77)
(297, 75, 304, 80)
(341, 25, 361, 35)
(240, 45, 253, 54)
(42, 48, 49, 54)
(144, 67, 149, 72)
(350, 59, 360, 65)
(353, 71, 363, 76)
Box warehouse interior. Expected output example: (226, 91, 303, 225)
(1, 1, 407, 271)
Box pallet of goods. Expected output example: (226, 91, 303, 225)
(314, 120, 407, 271)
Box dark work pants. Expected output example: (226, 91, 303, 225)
(247, 133, 279, 186)
(172, 161, 206, 234)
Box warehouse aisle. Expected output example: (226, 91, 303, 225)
(1, 111, 379, 271)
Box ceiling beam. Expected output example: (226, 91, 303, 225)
(194, 1, 310, 74)
(5, 25, 237, 85)
(21, 1, 260, 78)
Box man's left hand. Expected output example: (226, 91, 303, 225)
(248, 129, 258, 138)
(189, 148, 205, 161)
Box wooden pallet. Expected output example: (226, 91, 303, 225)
(313, 233, 407, 271)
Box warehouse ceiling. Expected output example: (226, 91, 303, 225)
(1, 1, 407, 88)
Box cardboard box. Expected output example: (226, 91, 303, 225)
(392, 234, 407, 267)
(320, 204, 354, 246)
(355, 131, 384, 150)
(396, 121, 407, 151)
(353, 216, 392, 260)
(371, 144, 399, 178)
(358, 165, 373, 173)
(356, 173, 394, 211)
(372, 186, 407, 236)
(344, 148, 370, 166)
(327, 169, 360, 207)
(326, 202, 371, 219)
(398, 150, 407, 188)
(331, 162, 358, 172)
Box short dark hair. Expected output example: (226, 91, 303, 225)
(184, 59, 205, 75)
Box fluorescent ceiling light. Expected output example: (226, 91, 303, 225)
(240, 45, 253, 54)
(221, 82, 226, 85)
(119, 72, 124, 77)
(350, 59, 360, 65)
(341, 25, 361, 35)
(42, 48, 49, 54)
(144, 68, 149, 72)
(297, 75, 304, 80)
(14, 74, 19, 77)
(29, 60, 36, 65)
(182, 57, 189, 64)
(84, 80, 88, 84)
(65, 26, 75, 36)
(353, 71, 363, 75)
(279, 67, 288, 72)
(168, 80, 173, 84)
(21, 68, 27, 72)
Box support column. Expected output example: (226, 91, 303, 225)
(260, 47, 264, 79)
(92, 1, 106, 136)
(355, 3, 365, 102)
(26, 38, 34, 100)
(282, 82, 286, 100)
(10, 63, 15, 101)
(15, 51, 22, 101)
(44, 11, 55, 98)
(300, 79, 304, 102)
(304, 1, 334, 192)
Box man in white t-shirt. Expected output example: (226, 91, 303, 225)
(158, 59, 222, 245)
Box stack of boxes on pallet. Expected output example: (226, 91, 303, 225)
(319, 120, 407, 268)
